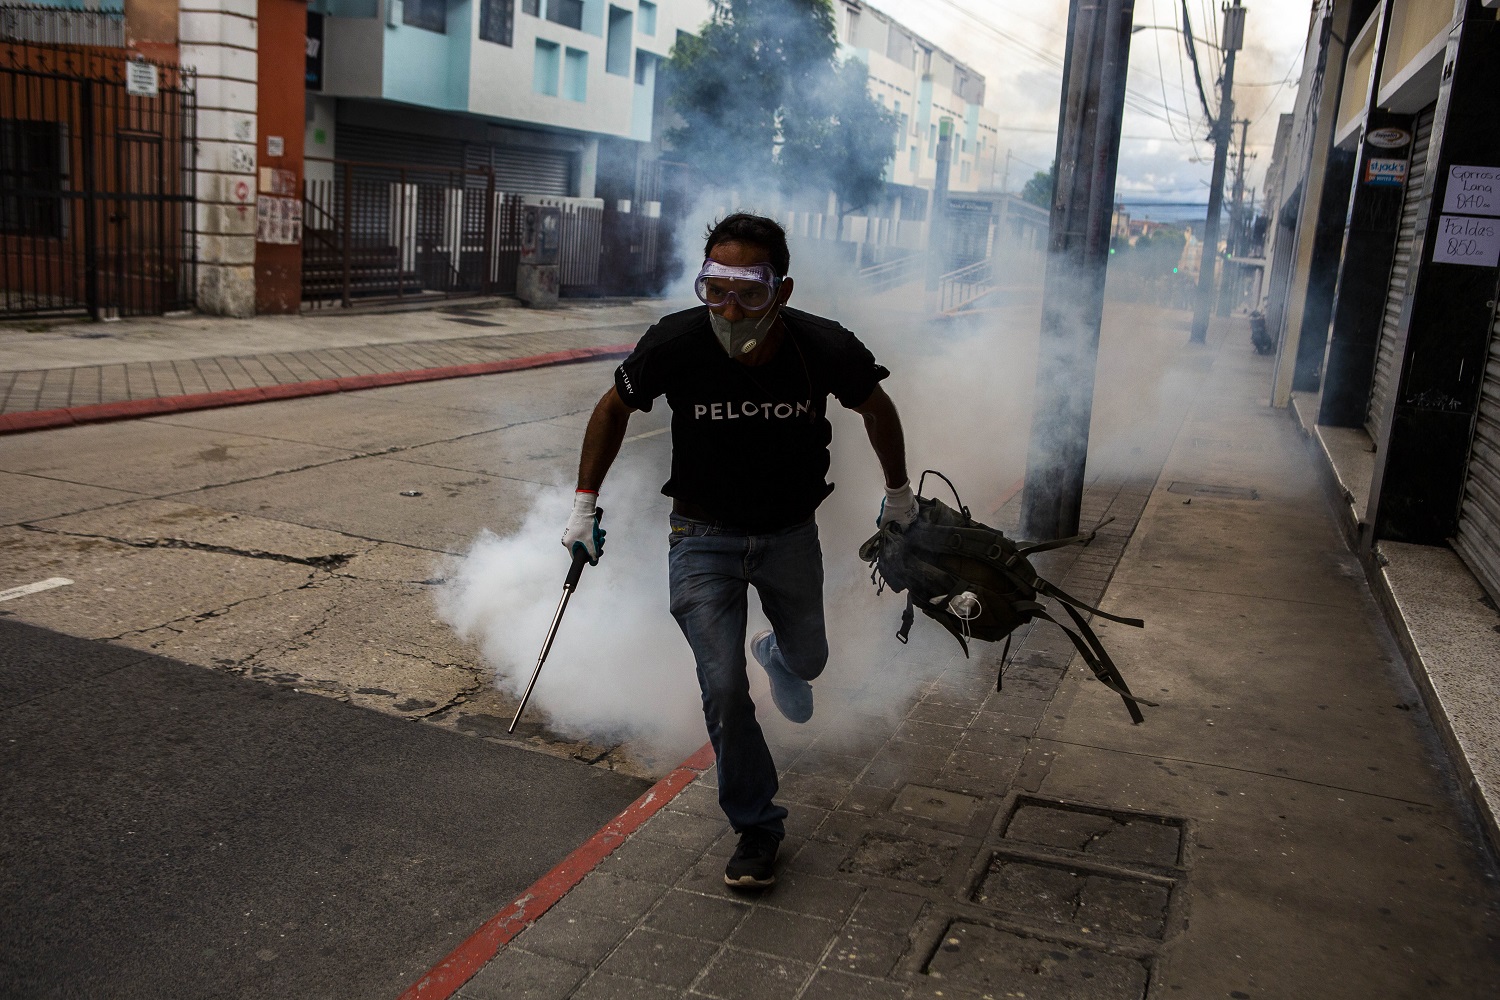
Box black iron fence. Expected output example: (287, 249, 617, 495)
(303, 157, 668, 307)
(1, 41, 196, 319)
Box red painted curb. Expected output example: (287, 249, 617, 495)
(397, 742, 718, 1000)
(0, 344, 634, 436)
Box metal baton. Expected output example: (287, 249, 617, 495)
(508, 507, 602, 733)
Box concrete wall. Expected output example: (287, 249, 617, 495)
(179, 0, 258, 317)
(254, 0, 305, 313)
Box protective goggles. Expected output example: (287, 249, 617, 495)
(694, 259, 782, 312)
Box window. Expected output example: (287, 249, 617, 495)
(533, 39, 560, 96)
(886, 26, 913, 68)
(960, 161, 971, 182)
(634, 48, 653, 85)
(908, 144, 918, 173)
(480, 0, 513, 44)
(0, 120, 64, 238)
(402, 0, 446, 33)
(521, 0, 539, 14)
(563, 47, 588, 101)
(637, 0, 656, 35)
(546, 0, 582, 30)
(606, 6, 632, 75)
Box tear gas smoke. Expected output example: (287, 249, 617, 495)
(436, 181, 1195, 776)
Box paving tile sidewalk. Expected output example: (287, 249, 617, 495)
(437, 314, 1500, 1000)
(0, 301, 671, 415)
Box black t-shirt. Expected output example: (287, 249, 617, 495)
(615, 306, 889, 530)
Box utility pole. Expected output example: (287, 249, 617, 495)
(1230, 118, 1250, 254)
(926, 117, 954, 291)
(1218, 117, 1252, 315)
(1020, 0, 1136, 542)
(1189, 0, 1245, 344)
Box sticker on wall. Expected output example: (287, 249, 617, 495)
(1364, 157, 1407, 186)
(1432, 215, 1500, 268)
(1364, 127, 1410, 149)
(266, 136, 285, 157)
(1442, 165, 1500, 217)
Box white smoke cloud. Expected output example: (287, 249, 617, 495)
(435, 175, 1189, 775)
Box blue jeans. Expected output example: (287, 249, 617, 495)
(667, 513, 829, 839)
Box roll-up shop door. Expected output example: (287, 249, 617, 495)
(1454, 297, 1500, 601)
(339, 125, 573, 196)
(1366, 106, 1435, 441)
(336, 125, 465, 170)
(463, 142, 573, 196)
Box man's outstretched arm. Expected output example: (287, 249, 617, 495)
(854, 385, 917, 529)
(853, 385, 908, 489)
(562, 386, 635, 564)
(577, 386, 635, 491)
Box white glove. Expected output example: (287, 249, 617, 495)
(561, 491, 605, 564)
(877, 481, 919, 529)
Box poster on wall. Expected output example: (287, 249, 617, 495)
(257, 196, 304, 245)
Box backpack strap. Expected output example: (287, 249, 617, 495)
(1036, 578, 1145, 628)
(1030, 606, 1155, 724)
(897, 593, 915, 644)
(1015, 516, 1117, 558)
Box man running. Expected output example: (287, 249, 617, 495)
(563, 213, 916, 888)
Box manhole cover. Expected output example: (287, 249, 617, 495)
(1002, 799, 1184, 869)
(841, 831, 956, 884)
(891, 784, 982, 825)
(926, 920, 1149, 999)
(972, 855, 1173, 940)
(1167, 481, 1259, 501)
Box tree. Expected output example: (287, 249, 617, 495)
(663, 0, 896, 228)
(1021, 166, 1055, 209)
(778, 58, 900, 237)
(664, 0, 837, 184)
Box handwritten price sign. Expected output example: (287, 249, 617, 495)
(1433, 215, 1500, 268)
(1442, 165, 1499, 216)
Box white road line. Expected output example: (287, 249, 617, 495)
(0, 577, 74, 603)
(623, 427, 670, 443)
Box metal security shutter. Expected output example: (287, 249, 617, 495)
(1454, 299, 1500, 601)
(338, 125, 573, 195)
(1366, 106, 1435, 441)
(336, 125, 465, 169)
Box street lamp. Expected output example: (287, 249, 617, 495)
(1129, 23, 1217, 47)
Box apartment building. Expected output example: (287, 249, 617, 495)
(312, 0, 706, 201)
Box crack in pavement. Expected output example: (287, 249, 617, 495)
(20, 524, 356, 569)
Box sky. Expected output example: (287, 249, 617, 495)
(868, 0, 1313, 222)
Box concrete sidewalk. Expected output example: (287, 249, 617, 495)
(421, 315, 1500, 1000)
(0, 299, 674, 417)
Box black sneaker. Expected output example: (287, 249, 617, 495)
(724, 829, 779, 888)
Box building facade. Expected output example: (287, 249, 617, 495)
(1260, 0, 1500, 845)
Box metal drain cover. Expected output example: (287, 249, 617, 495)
(926, 920, 1149, 999)
(891, 784, 983, 825)
(1002, 799, 1184, 869)
(972, 854, 1173, 940)
(1167, 481, 1259, 501)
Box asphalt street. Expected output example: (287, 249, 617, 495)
(0, 616, 649, 1000)
(0, 350, 674, 998)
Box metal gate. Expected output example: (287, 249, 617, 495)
(1454, 292, 1500, 602)
(302, 158, 526, 308)
(0, 42, 195, 318)
(1366, 106, 1435, 442)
